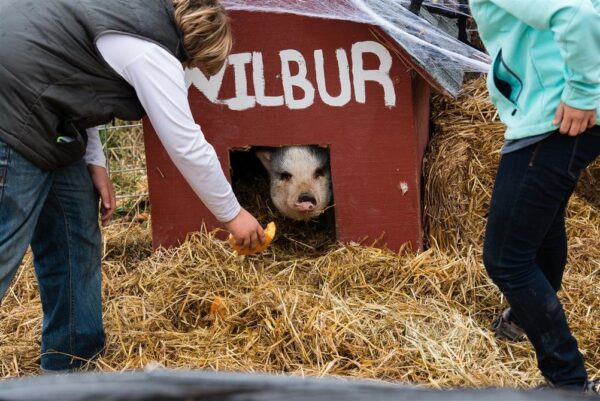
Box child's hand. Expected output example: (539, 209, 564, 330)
(553, 101, 597, 136)
(223, 208, 265, 250)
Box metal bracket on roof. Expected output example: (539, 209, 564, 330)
(408, 0, 471, 46)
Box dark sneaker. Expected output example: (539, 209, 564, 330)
(585, 379, 599, 396)
(491, 308, 526, 342)
(536, 379, 599, 397)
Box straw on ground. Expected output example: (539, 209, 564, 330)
(0, 77, 597, 388)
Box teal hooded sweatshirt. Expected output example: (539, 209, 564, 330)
(469, 0, 600, 139)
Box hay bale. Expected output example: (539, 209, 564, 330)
(423, 78, 504, 250)
(0, 77, 597, 388)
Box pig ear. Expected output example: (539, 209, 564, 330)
(256, 150, 273, 173)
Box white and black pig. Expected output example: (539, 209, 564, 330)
(256, 146, 332, 221)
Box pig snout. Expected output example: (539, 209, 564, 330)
(257, 146, 332, 221)
(294, 193, 317, 212)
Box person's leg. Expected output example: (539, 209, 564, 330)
(483, 130, 600, 388)
(504, 199, 569, 326)
(536, 201, 568, 292)
(535, 127, 600, 293)
(30, 159, 105, 371)
(0, 141, 52, 301)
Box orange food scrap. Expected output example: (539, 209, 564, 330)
(228, 222, 276, 256)
(209, 297, 225, 319)
(135, 213, 149, 223)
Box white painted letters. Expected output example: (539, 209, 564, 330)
(280, 49, 315, 110)
(225, 52, 256, 111)
(252, 52, 285, 107)
(352, 41, 396, 107)
(184, 40, 397, 110)
(314, 49, 351, 107)
(185, 64, 225, 103)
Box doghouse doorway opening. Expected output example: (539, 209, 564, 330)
(229, 146, 337, 252)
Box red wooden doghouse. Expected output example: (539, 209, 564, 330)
(143, 11, 444, 252)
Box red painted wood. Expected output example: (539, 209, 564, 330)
(143, 11, 431, 251)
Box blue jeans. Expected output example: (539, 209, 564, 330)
(0, 141, 105, 371)
(484, 127, 600, 388)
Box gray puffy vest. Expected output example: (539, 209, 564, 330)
(0, 0, 190, 170)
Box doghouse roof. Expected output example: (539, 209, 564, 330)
(221, 0, 491, 97)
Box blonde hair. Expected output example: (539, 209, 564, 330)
(172, 0, 232, 75)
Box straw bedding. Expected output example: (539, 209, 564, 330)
(0, 77, 597, 388)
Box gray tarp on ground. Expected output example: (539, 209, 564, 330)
(0, 370, 590, 401)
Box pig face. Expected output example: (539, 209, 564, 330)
(257, 146, 332, 221)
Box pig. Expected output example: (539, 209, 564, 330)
(256, 146, 332, 221)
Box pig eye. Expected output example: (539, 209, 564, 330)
(279, 172, 292, 181)
(314, 168, 325, 179)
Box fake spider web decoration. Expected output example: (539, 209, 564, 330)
(221, 0, 490, 96)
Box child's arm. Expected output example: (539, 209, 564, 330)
(96, 34, 264, 248)
(486, 0, 600, 111)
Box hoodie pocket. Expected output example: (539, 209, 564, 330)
(491, 49, 523, 115)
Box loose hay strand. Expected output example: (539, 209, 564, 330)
(0, 77, 597, 388)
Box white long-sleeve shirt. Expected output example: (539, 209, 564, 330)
(87, 33, 240, 223)
(84, 125, 106, 167)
